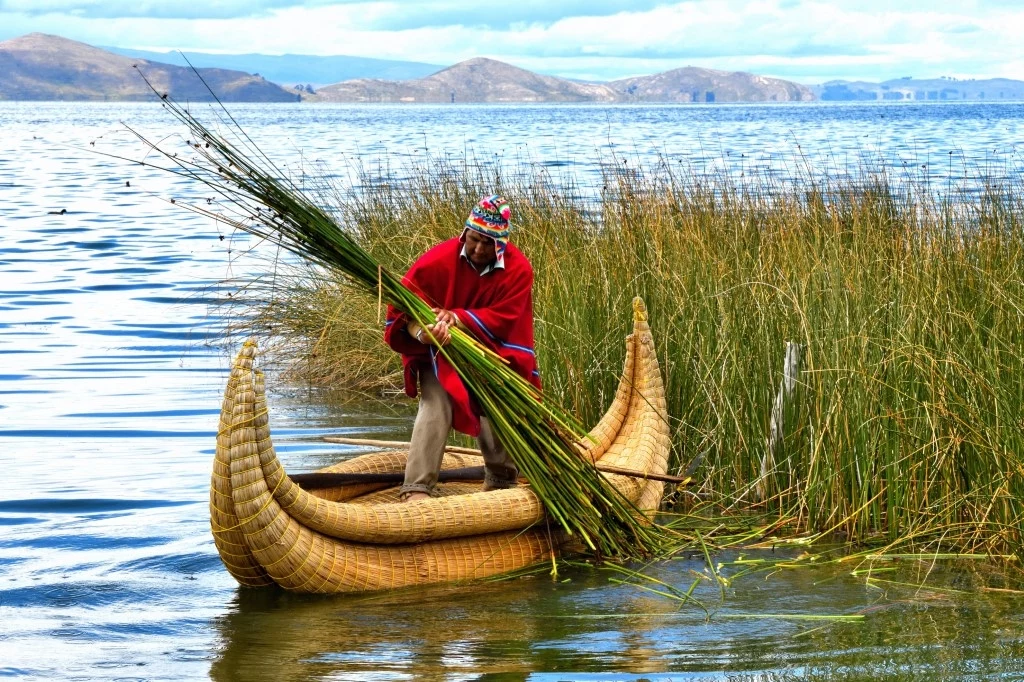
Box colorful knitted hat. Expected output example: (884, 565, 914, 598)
(464, 195, 511, 264)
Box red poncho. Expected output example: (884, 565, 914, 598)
(383, 237, 541, 436)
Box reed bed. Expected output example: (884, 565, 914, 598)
(230, 154, 1024, 560)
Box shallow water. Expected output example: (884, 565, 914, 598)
(2, 101, 1024, 680)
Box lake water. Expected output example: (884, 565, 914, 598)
(2, 101, 1024, 681)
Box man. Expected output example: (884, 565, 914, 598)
(383, 195, 541, 502)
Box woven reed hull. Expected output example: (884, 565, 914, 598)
(211, 297, 670, 593)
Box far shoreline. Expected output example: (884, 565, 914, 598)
(3, 98, 1023, 105)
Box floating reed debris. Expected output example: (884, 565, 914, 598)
(125, 83, 677, 560)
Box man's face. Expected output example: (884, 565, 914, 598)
(464, 229, 497, 268)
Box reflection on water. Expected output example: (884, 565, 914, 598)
(209, 557, 1024, 680)
(2, 101, 1024, 680)
(208, 566, 752, 682)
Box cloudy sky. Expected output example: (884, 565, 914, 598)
(1, 0, 1021, 83)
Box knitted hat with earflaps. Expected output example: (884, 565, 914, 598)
(463, 194, 511, 265)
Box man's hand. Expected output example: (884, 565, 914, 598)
(409, 317, 451, 346)
(421, 308, 458, 346)
(432, 307, 460, 328)
(424, 320, 451, 346)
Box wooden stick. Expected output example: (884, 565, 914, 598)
(321, 435, 692, 485)
(291, 466, 486, 490)
(757, 340, 803, 502)
(323, 436, 480, 455)
(592, 463, 690, 484)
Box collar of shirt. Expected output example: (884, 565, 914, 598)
(460, 244, 504, 276)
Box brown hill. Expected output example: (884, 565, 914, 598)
(317, 57, 620, 103)
(611, 66, 814, 103)
(0, 33, 299, 102)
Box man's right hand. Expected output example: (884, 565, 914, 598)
(425, 320, 451, 346)
(409, 320, 451, 346)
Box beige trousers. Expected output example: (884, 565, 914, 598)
(401, 370, 518, 496)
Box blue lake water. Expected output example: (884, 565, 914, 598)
(2, 101, 1024, 681)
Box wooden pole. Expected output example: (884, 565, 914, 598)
(323, 436, 479, 455)
(319, 435, 692, 486)
(757, 341, 803, 502)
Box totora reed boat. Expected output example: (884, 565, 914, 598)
(210, 297, 670, 593)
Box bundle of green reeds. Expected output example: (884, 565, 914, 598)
(131, 93, 666, 559)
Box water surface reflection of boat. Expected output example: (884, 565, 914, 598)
(209, 574, 680, 682)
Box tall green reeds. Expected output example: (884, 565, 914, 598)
(236, 154, 1024, 559)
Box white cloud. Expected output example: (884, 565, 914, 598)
(1, 0, 1023, 82)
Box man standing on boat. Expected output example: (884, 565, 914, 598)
(383, 195, 540, 502)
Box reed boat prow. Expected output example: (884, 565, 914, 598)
(210, 297, 670, 593)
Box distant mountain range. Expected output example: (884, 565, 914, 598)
(0, 33, 297, 102)
(314, 59, 815, 104)
(3, 33, 1023, 105)
(611, 67, 813, 103)
(105, 46, 442, 88)
(814, 77, 1024, 101)
(316, 58, 621, 103)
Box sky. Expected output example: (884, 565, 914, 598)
(1, 0, 1022, 83)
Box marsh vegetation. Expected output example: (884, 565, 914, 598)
(228, 156, 1024, 561)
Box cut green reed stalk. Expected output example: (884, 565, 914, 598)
(129, 92, 668, 559)
(599, 562, 708, 614)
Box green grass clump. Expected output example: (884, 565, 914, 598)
(235, 155, 1024, 559)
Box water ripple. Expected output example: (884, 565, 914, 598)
(61, 408, 220, 418)
(77, 329, 219, 340)
(0, 498, 196, 513)
(10, 533, 172, 551)
(0, 429, 215, 438)
(81, 283, 175, 292)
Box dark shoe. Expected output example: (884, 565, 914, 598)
(481, 478, 518, 492)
